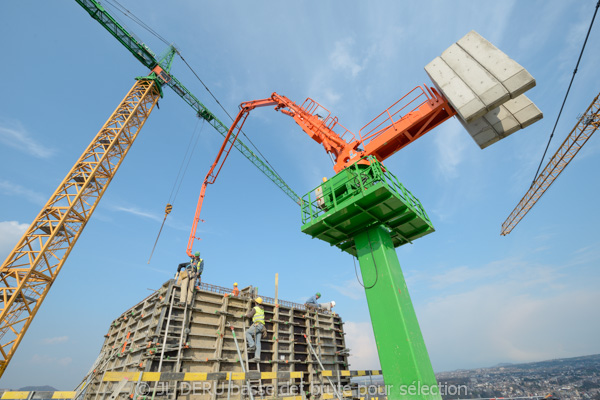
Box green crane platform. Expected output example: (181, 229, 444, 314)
(301, 158, 441, 400)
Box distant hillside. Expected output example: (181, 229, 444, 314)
(18, 386, 58, 392)
(436, 353, 600, 400)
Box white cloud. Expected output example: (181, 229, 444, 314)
(0, 120, 55, 158)
(327, 279, 365, 301)
(58, 357, 73, 367)
(114, 206, 162, 222)
(31, 354, 72, 366)
(345, 321, 380, 370)
(418, 256, 600, 372)
(0, 179, 46, 205)
(433, 123, 467, 181)
(330, 39, 365, 78)
(0, 221, 28, 258)
(42, 336, 69, 345)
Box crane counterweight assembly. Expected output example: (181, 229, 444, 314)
(425, 30, 542, 148)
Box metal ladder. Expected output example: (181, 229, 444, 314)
(150, 280, 195, 400)
(229, 323, 256, 400)
(304, 334, 342, 400)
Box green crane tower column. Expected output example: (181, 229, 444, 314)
(300, 158, 439, 400)
(355, 226, 439, 400)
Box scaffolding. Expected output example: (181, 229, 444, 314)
(80, 279, 351, 400)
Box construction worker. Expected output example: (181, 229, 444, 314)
(319, 300, 336, 312)
(176, 251, 204, 305)
(224, 282, 240, 298)
(304, 292, 321, 310)
(245, 297, 265, 362)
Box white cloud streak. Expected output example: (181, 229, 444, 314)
(0, 221, 28, 259)
(433, 123, 467, 181)
(327, 279, 365, 301)
(0, 120, 55, 158)
(114, 206, 162, 222)
(31, 354, 72, 366)
(418, 256, 600, 372)
(345, 321, 380, 370)
(42, 336, 69, 345)
(329, 39, 365, 78)
(0, 179, 46, 205)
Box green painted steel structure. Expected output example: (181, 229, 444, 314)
(75, 0, 300, 204)
(301, 158, 434, 256)
(301, 159, 440, 400)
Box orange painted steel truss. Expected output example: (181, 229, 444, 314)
(0, 79, 160, 376)
(501, 91, 600, 235)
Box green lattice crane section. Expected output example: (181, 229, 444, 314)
(76, 0, 300, 204)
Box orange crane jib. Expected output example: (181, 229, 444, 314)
(186, 85, 457, 254)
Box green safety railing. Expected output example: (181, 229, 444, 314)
(301, 158, 432, 227)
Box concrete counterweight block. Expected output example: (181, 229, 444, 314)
(441, 43, 510, 113)
(425, 29, 542, 148)
(425, 56, 487, 123)
(460, 94, 543, 149)
(457, 30, 536, 97)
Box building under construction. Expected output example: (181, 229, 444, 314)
(79, 280, 351, 400)
(10, 1, 595, 399)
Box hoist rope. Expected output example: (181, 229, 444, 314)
(104, 0, 289, 189)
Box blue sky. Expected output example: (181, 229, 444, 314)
(1, 0, 600, 390)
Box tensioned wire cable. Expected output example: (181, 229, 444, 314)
(530, 0, 599, 187)
(103, 0, 289, 187)
(148, 120, 205, 263)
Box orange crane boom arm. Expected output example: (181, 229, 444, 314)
(186, 98, 279, 256)
(187, 86, 457, 253)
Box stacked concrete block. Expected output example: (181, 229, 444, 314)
(425, 30, 542, 148)
(81, 279, 350, 400)
(458, 94, 543, 148)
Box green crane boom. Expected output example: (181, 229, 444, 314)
(75, 0, 300, 204)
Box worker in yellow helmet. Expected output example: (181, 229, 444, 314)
(232, 282, 240, 297)
(245, 297, 265, 362)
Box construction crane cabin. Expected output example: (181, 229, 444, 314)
(9, 2, 600, 400)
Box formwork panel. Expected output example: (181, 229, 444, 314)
(81, 280, 350, 400)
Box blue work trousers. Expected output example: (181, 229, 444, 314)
(246, 323, 265, 359)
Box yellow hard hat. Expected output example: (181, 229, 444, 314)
(234, 282, 238, 286)
(255, 297, 263, 304)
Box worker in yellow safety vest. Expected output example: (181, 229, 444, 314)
(176, 251, 204, 306)
(245, 297, 265, 362)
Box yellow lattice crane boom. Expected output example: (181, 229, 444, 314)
(501, 91, 600, 235)
(0, 80, 160, 376)
(0, 0, 303, 377)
